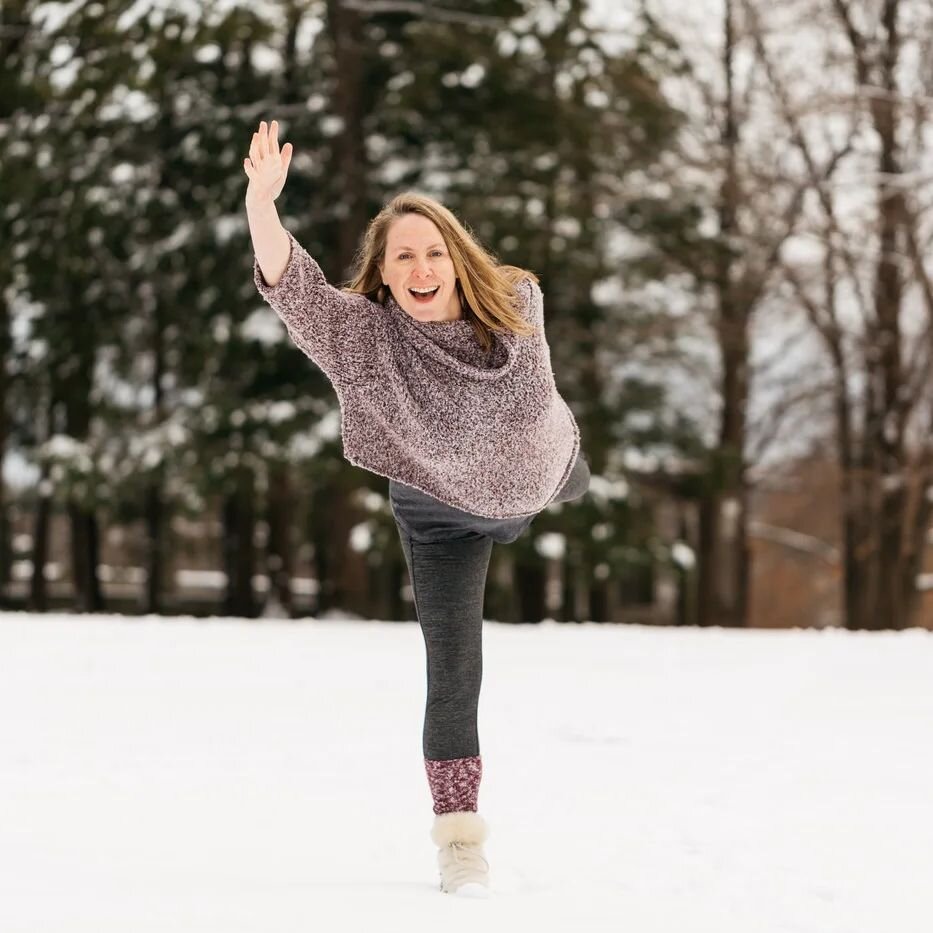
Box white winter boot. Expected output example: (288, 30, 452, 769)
(430, 811, 490, 897)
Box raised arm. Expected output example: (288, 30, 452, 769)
(244, 120, 292, 286)
(243, 120, 380, 387)
(248, 202, 290, 288)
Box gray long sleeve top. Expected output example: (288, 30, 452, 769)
(254, 230, 580, 519)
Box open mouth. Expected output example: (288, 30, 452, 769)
(409, 285, 440, 304)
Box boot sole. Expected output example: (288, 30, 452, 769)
(451, 882, 490, 898)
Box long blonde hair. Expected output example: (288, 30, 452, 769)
(343, 192, 538, 351)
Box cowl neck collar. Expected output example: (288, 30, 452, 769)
(383, 295, 518, 382)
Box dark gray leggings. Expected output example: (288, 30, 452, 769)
(389, 452, 591, 760)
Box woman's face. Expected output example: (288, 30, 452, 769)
(380, 213, 462, 322)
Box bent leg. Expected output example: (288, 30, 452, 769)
(551, 451, 591, 504)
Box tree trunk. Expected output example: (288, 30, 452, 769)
(843, 0, 911, 630)
(29, 476, 52, 613)
(0, 291, 9, 606)
(514, 558, 546, 624)
(68, 502, 103, 613)
(0, 503, 11, 602)
(487, 548, 519, 624)
(325, 0, 369, 278)
(563, 547, 591, 624)
(840, 473, 871, 630)
(589, 578, 608, 623)
(265, 461, 295, 617)
(143, 471, 166, 613)
(143, 275, 167, 613)
(870, 0, 908, 630)
(310, 468, 368, 616)
(303, 1, 372, 619)
(222, 464, 258, 618)
(63, 360, 102, 613)
(697, 0, 749, 628)
(0, 5, 27, 607)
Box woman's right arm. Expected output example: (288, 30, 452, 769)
(244, 120, 292, 286)
(250, 227, 380, 388)
(247, 198, 290, 288)
(243, 120, 378, 386)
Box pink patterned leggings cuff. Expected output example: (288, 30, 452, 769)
(424, 756, 482, 815)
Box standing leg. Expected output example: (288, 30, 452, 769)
(398, 530, 493, 786)
(397, 528, 494, 895)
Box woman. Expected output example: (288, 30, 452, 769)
(245, 120, 590, 897)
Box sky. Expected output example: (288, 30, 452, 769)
(2, 612, 931, 932)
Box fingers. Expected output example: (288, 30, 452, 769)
(251, 121, 269, 164)
(248, 120, 286, 167)
(281, 141, 293, 174)
(259, 120, 270, 158)
(243, 157, 255, 180)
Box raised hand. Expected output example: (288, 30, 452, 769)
(243, 119, 293, 206)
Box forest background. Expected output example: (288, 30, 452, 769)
(2, 0, 932, 630)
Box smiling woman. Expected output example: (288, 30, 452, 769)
(244, 119, 590, 898)
(379, 216, 461, 321)
(343, 190, 537, 352)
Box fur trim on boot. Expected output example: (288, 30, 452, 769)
(431, 811, 490, 897)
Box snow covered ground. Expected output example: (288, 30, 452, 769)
(1, 613, 931, 933)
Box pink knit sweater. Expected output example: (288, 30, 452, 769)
(254, 231, 580, 519)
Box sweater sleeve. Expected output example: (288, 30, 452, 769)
(253, 230, 379, 387)
(515, 275, 545, 330)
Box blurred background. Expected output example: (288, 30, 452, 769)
(1, 0, 931, 629)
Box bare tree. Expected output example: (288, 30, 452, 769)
(640, 0, 838, 625)
(746, 0, 933, 628)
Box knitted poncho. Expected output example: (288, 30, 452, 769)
(254, 231, 580, 519)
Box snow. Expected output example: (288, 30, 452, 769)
(671, 541, 696, 568)
(535, 532, 566, 559)
(1, 613, 931, 932)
